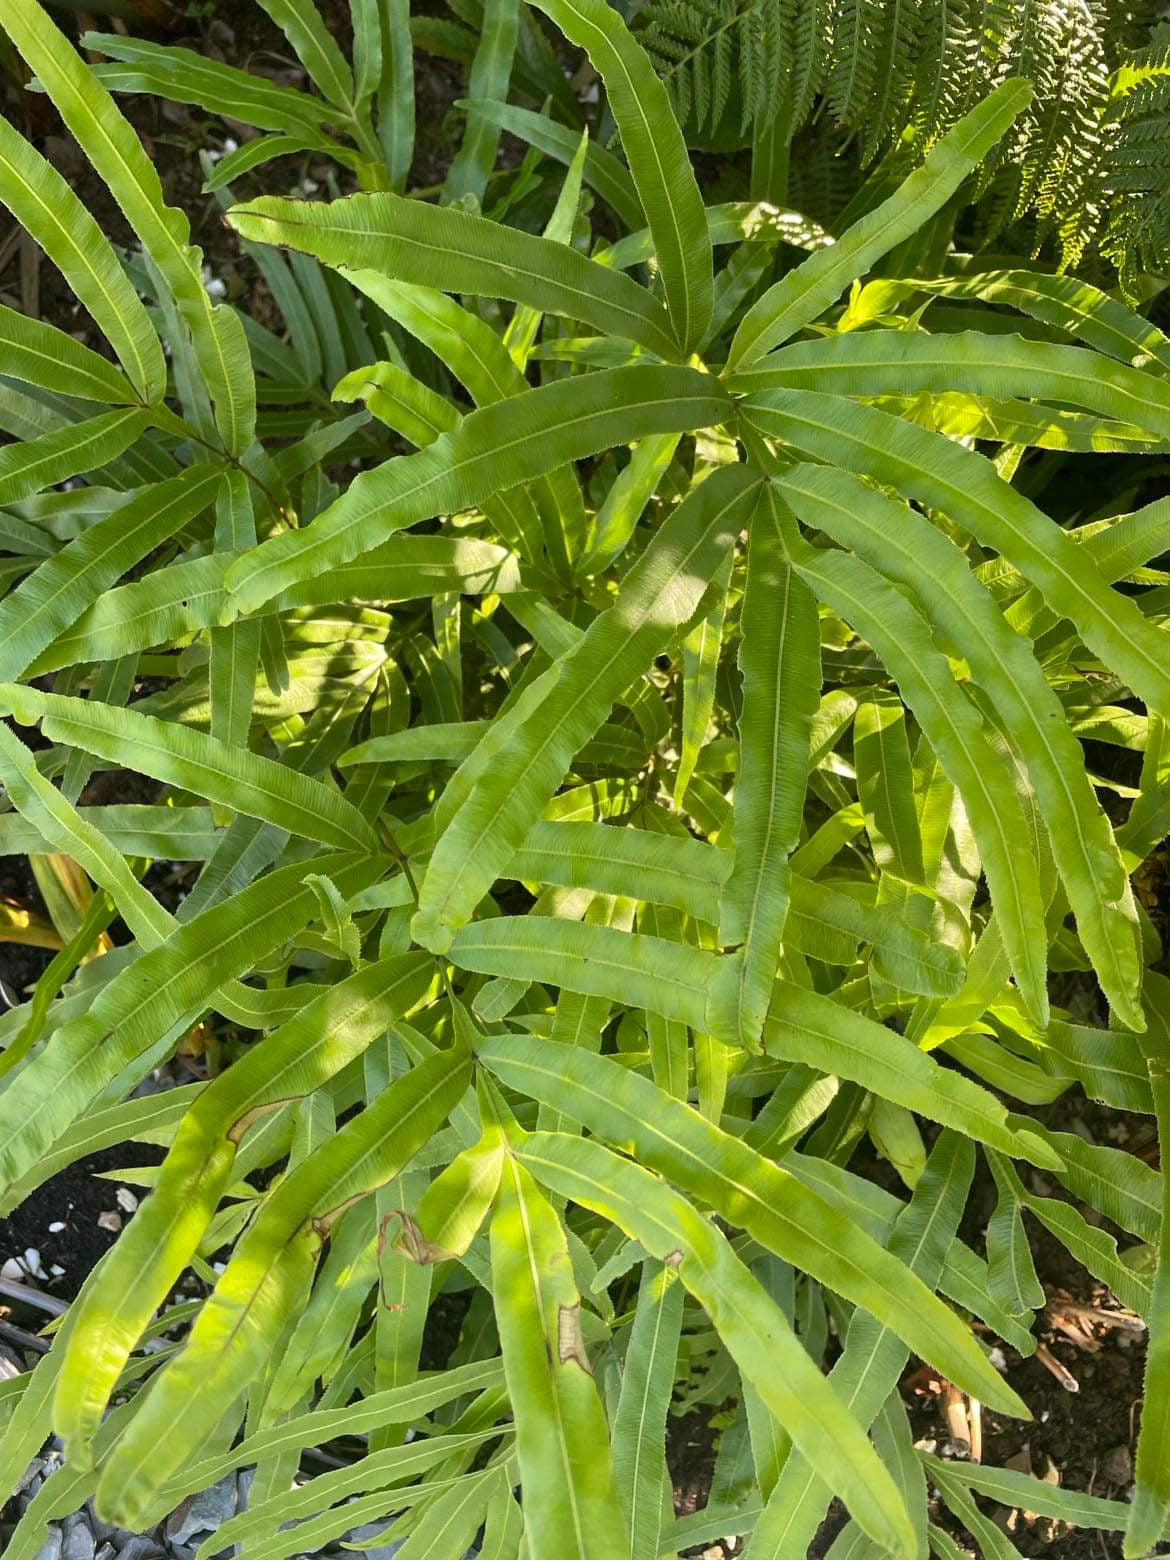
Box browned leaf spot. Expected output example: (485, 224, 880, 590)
(385, 1210, 455, 1266)
(227, 1098, 288, 1145)
(557, 1304, 593, 1374)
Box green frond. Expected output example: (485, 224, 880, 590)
(636, 0, 1170, 291)
(638, 0, 774, 134)
(1101, 39, 1170, 290)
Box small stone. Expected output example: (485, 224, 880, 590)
(15, 1456, 45, 1496)
(114, 1538, 161, 1560)
(47, 1222, 66, 1234)
(62, 1523, 95, 1560)
(1, 1256, 25, 1280)
(96, 1212, 121, 1233)
(114, 1188, 138, 1215)
(1103, 1444, 1134, 1486)
(94, 1547, 116, 1560)
(23, 1248, 46, 1278)
(164, 1475, 238, 1545)
(343, 1520, 405, 1559)
(84, 1502, 119, 1544)
(33, 1527, 63, 1560)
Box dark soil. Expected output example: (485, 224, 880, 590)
(0, 851, 54, 1000)
(664, 1072, 1160, 1557)
(0, 1144, 165, 1313)
(919, 1171, 1146, 1559)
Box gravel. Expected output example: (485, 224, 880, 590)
(33, 1528, 63, 1560)
(61, 1522, 96, 1560)
(162, 1477, 239, 1547)
(343, 1520, 407, 1558)
(3, 1440, 472, 1560)
(113, 1539, 163, 1560)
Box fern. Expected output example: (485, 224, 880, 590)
(860, 0, 922, 160)
(636, 0, 1170, 286)
(1101, 38, 1170, 291)
(1000, 1, 1109, 223)
(789, 0, 833, 124)
(912, 0, 984, 142)
(639, 0, 778, 132)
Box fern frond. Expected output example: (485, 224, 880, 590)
(639, 0, 769, 132)
(1101, 40, 1170, 291)
(863, 0, 924, 157)
(912, 0, 981, 144)
(1004, 0, 1109, 226)
(825, 0, 883, 129)
(637, 0, 1170, 292)
(788, 0, 834, 124)
(786, 123, 862, 227)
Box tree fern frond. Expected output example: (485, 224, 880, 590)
(912, 0, 981, 145)
(1101, 40, 1170, 290)
(788, 0, 834, 124)
(786, 123, 862, 227)
(825, 0, 883, 129)
(636, 0, 1170, 292)
(1007, 1, 1109, 225)
(863, 0, 924, 158)
(639, 0, 770, 133)
(753, 0, 788, 126)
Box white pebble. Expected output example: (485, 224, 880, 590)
(0, 1257, 24, 1281)
(23, 1248, 46, 1278)
(47, 1221, 66, 1234)
(115, 1188, 139, 1214)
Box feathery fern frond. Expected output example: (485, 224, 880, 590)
(637, 0, 1170, 287)
(638, 0, 785, 133)
(1101, 39, 1170, 290)
(1001, 0, 1110, 228)
(911, 0, 983, 142)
